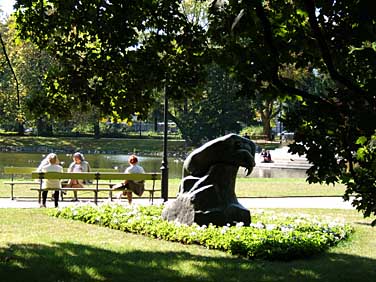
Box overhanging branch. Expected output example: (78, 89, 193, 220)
(304, 0, 367, 96)
(254, 1, 324, 104)
(0, 32, 20, 109)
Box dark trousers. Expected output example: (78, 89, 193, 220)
(42, 190, 59, 207)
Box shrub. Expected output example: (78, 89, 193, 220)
(50, 204, 353, 260)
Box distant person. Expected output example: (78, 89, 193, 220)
(114, 155, 145, 204)
(67, 152, 91, 201)
(261, 149, 272, 163)
(265, 150, 272, 162)
(260, 149, 267, 162)
(37, 153, 63, 208)
(243, 133, 250, 140)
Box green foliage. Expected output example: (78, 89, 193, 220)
(170, 64, 253, 145)
(51, 203, 353, 261)
(240, 125, 264, 139)
(342, 133, 376, 226)
(14, 0, 207, 119)
(0, 18, 22, 131)
(206, 1, 376, 222)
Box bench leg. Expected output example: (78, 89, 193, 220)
(10, 184, 14, 200)
(149, 191, 154, 205)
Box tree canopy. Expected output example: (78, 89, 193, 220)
(14, 0, 207, 120)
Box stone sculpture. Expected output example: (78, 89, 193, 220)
(162, 134, 256, 226)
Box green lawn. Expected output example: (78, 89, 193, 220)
(0, 208, 375, 282)
(0, 135, 187, 154)
(0, 178, 347, 199)
(0, 135, 280, 153)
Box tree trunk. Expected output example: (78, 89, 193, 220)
(17, 122, 24, 136)
(37, 118, 53, 136)
(262, 118, 272, 140)
(94, 120, 100, 139)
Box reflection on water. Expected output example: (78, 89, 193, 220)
(0, 152, 307, 179)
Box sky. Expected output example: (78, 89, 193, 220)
(0, 0, 15, 17)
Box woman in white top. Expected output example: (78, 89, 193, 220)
(37, 153, 63, 208)
(67, 152, 91, 201)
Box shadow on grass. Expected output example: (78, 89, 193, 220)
(0, 242, 375, 282)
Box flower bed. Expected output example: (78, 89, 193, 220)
(50, 203, 353, 260)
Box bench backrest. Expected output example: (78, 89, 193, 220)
(31, 172, 161, 181)
(4, 167, 118, 175)
(4, 167, 36, 174)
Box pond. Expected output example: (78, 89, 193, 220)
(0, 152, 308, 179)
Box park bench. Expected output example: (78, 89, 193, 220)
(3, 167, 116, 200)
(31, 171, 161, 204)
(3, 167, 37, 200)
(3, 167, 155, 201)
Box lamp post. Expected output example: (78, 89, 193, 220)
(161, 84, 169, 202)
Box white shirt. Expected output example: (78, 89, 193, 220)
(41, 164, 63, 189)
(125, 164, 145, 183)
(125, 164, 145, 174)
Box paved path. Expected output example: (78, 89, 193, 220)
(0, 196, 354, 209)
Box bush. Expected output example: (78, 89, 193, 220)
(50, 204, 353, 260)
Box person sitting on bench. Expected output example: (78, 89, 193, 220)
(115, 154, 145, 204)
(37, 153, 63, 208)
(67, 152, 91, 201)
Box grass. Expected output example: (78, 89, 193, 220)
(0, 208, 375, 282)
(0, 178, 347, 199)
(0, 134, 281, 151)
(0, 135, 187, 155)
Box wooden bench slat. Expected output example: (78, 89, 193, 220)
(94, 172, 161, 181)
(4, 167, 119, 174)
(31, 172, 161, 181)
(4, 167, 37, 174)
(4, 181, 36, 184)
(30, 187, 114, 192)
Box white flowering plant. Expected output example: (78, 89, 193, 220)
(50, 204, 353, 260)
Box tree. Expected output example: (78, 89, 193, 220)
(254, 85, 281, 140)
(14, 0, 207, 121)
(169, 64, 253, 145)
(0, 16, 24, 134)
(0, 15, 70, 136)
(206, 1, 376, 223)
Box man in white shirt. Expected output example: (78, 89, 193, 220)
(116, 155, 145, 204)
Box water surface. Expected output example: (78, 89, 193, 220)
(0, 152, 307, 179)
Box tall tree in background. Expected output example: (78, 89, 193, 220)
(254, 84, 281, 140)
(0, 16, 24, 134)
(0, 16, 71, 136)
(169, 64, 253, 145)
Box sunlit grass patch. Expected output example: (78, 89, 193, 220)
(51, 203, 353, 260)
